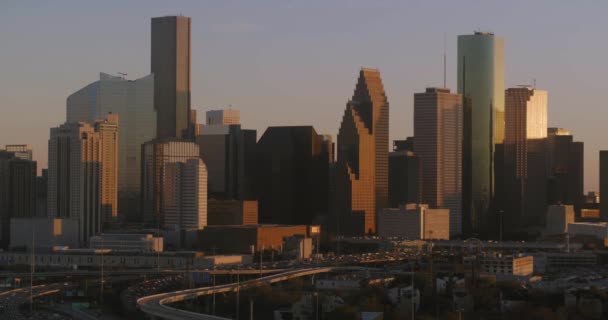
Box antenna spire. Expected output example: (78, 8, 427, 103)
(443, 33, 447, 88)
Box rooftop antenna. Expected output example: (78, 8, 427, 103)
(443, 32, 447, 88)
(118, 72, 127, 79)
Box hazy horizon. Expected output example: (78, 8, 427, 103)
(1, 0, 606, 191)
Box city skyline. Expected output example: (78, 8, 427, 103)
(1, 1, 607, 193)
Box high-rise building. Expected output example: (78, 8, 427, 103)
(141, 139, 201, 228)
(502, 87, 548, 230)
(546, 128, 584, 213)
(599, 151, 608, 221)
(162, 158, 207, 230)
(0, 150, 37, 247)
(47, 114, 118, 244)
(36, 169, 47, 217)
(66, 72, 155, 221)
(254, 126, 331, 225)
(457, 32, 505, 236)
(335, 68, 389, 235)
(151, 15, 192, 140)
(196, 109, 257, 199)
(5, 145, 32, 161)
(414, 87, 463, 237)
(388, 150, 420, 208)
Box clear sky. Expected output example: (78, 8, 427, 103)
(1, 1, 606, 191)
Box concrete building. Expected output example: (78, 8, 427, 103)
(502, 87, 548, 229)
(568, 222, 608, 239)
(47, 114, 118, 244)
(207, 199, 258, 225)
(0, 151, 37, 247)
(89, 233, 163, 252)
(255, 126, 331, 225)
(151, 15, 192, 140)
(478, 254, 533, 277)
(600, 151, 608, 221)
(4, 145, 32, 161)
(414, 87, 463, 237)
(335, 68, 389, 235)
(283, 236, 313, 261)
(66, 73, 155, 221)
(388, 149, 420, 207)
(141, 140, 206, 231)
(545, 204, 575, 235)
(198, 224, 318, 254)
(546, 128, 584, 213)
(378, 204, 450, 240)
(457, 32, 505, 236)
(10, 217, 79, 250)
(196, 109, 257, 199)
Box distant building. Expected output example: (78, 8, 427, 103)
(47, 114, 118, 244)
(4, 145, 32, 161)
(545, 204, 575, 235)
(141, 139, 202, 229)
(207, 199, 258, 225)
(414, 87, 463, 236)
(10, 217, 79, 250)
(378, 204, 450, 240)
(35, 169, 47, 217)
(255, 126, 331, 225)
(546, 128, 584, 213)
(478, 254, 533, 277)
(89, 233, 163, 252)
(388, 150, 420, 207)
(393, 137, 414, 153)
(568, 222, 608, 239)
(283, 236, 313, 261)
(581, 209, 600, 220)
(0, 150, 37, 247)
(196, 109, 256, 199)
(151, 15, 192, 140)
(197, 224, 319, 254)
(601, 151, 608, 220)
(334, 68, 389, 235)
(458, 32, 505, 235)
(67, 72, 155, 221)
(502, 87, 548, 229)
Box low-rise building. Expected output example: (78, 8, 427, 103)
(10, 217, 79, 250)
(568, 222, 608, 239)
(378, 204, 449, 240)
(283, 236, 313, 261)
(478, 254, 533, 276)
(207, 199, 258, 225)
(89, 233, 163, 252)
(545, 205, 575, 235)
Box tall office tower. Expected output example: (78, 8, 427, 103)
(335, 68, 389, 235)
(546, 128, 584, 213)
(47, 114, 118, 245)
(393, 137, 415, 153)
(5, 145, 33, 161)
(163, 158, 207, 230)
(196, 109, 257, 199)
(67, 72, 155, 221)
(0, 150, 36, 247)
(388, 150, 420, 208)
(141, 139, 201, 228)
(414, 88, 463, 237)
(254, 126, 331, 225)
(36, 169, 47, 217)
(600, 151, 608, 221)
(151, 16, 192, 140)
(502, 87, 548, 230)
(457, 32, 505, 236)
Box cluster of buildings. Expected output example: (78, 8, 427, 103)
(2, 17, 608, 262)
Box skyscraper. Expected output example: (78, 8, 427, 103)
(502, 87, 548, 229)
(162, 158, 207, 230)
(141, 139, 201, 228)
(457, 32, 505, 235)
(335, 68, 389, 235)
(254, 126, 331, 225)
(414, 87, 463, 237)
(0, 150, 36, 248)
(600, 151, 608, 221)
(196, 109, 257, 199)
(67, 72, 155, 221)
(4, 145, 33, 161)
(546, 128, 584, 213)
(47, 114, 118, 244)
(151, 16, 192, 140)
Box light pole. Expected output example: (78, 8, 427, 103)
(30, 225, 35, 315)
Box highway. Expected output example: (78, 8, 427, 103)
(0, 268, 285, 279)
(137, 266, 368, 320)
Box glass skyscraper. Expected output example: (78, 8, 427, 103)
(457, 32, 504, 236)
